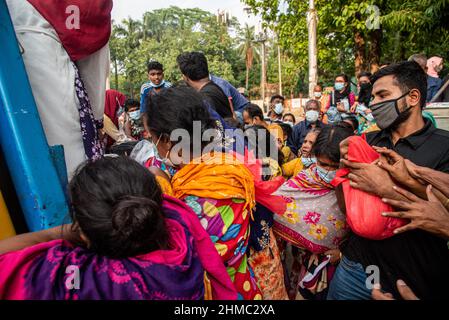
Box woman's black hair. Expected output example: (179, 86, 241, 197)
(245, 125, 284, 180)
(69, 156, 169, 259)
(282, 113, 296, 123)
(278, 122, 293, 140)
(312, 123, 355, 164)
(335, 74, 349, 83)
(341, 116, 359, 132)
(357, 71, 372, 79)
(145, 86, 217, 147)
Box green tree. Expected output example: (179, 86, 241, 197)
(110, 6, 243, 97)
(243, 0, 449, 91)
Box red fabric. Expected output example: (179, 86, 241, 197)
(27, 0, 113, 61)
(104, 89, 126, 127)
(332, 136, 407, 240)
(233, 150, 287, 216)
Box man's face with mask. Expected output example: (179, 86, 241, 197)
(370, 75, 421, 130)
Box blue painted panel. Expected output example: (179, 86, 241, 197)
(0, 0, 70, 231)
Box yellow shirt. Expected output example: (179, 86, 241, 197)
(281, 146, 292, 164)
(282, 158, 304, 179)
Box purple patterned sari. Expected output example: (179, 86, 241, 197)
(0, 196, 237, 300)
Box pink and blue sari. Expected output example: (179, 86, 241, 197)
(0, 196, 237, 300)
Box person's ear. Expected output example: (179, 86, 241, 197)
(407, 89, 421, 108)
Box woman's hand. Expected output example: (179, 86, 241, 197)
(324, 249, 341, 264)
(350, 102, 358, 113)
(0, 224, 82, 255)
(382, 185, 449, 239)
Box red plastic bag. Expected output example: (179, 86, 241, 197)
(332, 136, 407, 240)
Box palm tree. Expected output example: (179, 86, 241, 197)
(238, 24, 259, 91)
(116, 17, 143, 49)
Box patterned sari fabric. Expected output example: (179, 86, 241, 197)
(273, 166, 348, 300)
(73, 63, 104, 160)
(247, 166, 289, 300)
(273, 165, 348, 254)
(0, 196, 237, 300)
(171, 152, 262, 300)
(248, 228, 289, 300)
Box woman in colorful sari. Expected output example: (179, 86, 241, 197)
(145, 87, 262, 300)
(244, 125, 289, 300)
(0, 157, 236, 300)
(273, 124, 354, 300)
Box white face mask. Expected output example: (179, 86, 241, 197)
(316, 165, 337, 184)
(274, 103, 284, 115)
(314, 92, 322, 98)
(302, 157, 317, 167)
(284, 121, 294, 127)
(128, 110, 140, 121)
(305, 110, 319, 123)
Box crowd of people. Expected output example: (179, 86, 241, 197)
(1, 49, 449, 301)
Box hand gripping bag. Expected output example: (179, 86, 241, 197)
(332, 136, 407, 240)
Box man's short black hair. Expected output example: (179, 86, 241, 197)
(244, 103, 264, 120)
(371, 61, 427, 108)
(270, 95, 285, 103)
(176, 52, 209, 81)
(147, 61, 164, 73)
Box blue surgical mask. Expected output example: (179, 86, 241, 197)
(305, 110, 319, 123)
(335, 82, 345, 91)
(128, 110, 141, 121)
(150, 79, 166, 89)
(274, 103, 284, 115)
(302, 157, 317, 168)
(316, 165, 337, 184)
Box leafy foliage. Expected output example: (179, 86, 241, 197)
(243, 0, 449, 87)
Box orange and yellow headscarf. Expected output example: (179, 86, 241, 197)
(171, 152, 256, 214)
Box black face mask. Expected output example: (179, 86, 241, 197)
(370, 91, 411, 130)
